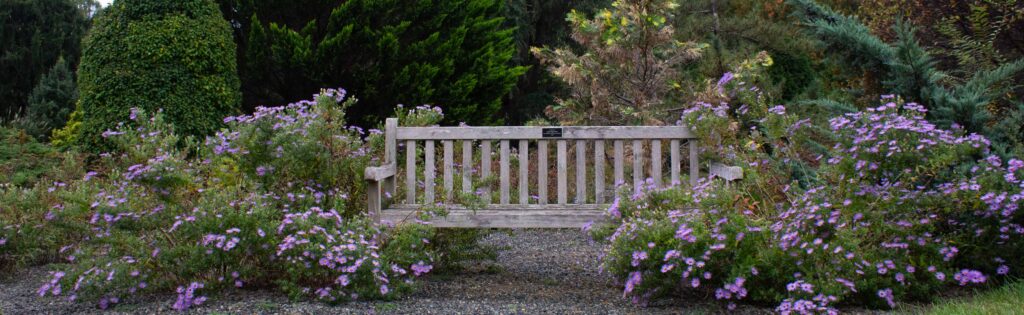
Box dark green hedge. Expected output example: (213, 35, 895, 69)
(77, 0, 240, 150)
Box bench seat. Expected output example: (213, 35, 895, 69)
(382, 204, 607, 228)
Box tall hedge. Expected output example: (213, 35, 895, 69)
(78, 0, 240, 150)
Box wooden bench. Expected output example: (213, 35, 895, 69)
(364, 118, 699, 228)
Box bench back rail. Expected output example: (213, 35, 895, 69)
(364, 118, 699, 226)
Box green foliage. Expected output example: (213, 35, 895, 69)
(501, 0, 611, 123)
(2, 91, 445, 310)
(77, 0, 241, 151)
(20, 58, 78, 140)
(532, 0, 705, 125)
(0, 127, 79, 188)
(230, 0, 525, 127)
(0, 0, 89, 120)
(913, 281, 1024, 315)
(788, 0, 1024, 155)
(595, 95, 1024, 311)
(673, 1, 820, 103)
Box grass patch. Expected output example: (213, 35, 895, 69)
(911, 282, 1024, 315)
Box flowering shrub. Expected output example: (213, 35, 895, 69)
(2, 89, 444, 310)
(594, 95, 1024, 312)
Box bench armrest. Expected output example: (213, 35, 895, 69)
(364, 164, 396, 181)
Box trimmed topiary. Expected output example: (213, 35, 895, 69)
(77, 0, 240, 150)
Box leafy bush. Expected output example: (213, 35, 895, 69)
(77, 0, 241, 151)
(2, 90, 442, 310)
(592, 93, 1024, 312)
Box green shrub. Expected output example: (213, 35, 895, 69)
(77, 0, 241, 151)
(0, 127, 80, 188)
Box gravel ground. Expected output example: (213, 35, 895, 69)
(0, 230, 771, 315)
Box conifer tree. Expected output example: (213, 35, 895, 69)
(788, 0, 1024, 154)
(532, 0, 704, 125)
(234, 0, 526, 126)
(22, 58, 77, 140)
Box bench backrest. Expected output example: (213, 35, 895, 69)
(380, 118, 699, 207)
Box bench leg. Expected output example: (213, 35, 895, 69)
(367, 179, 382, 224)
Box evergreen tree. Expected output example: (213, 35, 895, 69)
(501, 0, 611, 123)
(77, 0, 241, 150)
(0, 0, 89, 119)
(532, 0, 705, 126)
(22, 58, 77, 140)
(788, 0, 1024, 154)
(672, 0, 821, 102)
(221, 0, 526, 126)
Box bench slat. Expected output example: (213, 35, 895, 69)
(406, 140, 416, 204)
(538, 140, 548, 205)
(481, 141, 492, 202)
(557, 140, 567, 204)
(689, 140, 699, 186)
(575, 140, 586, 204)
(397, 126, 695, 140)
(594, 140, 605, 203)
(500, 140, 510, 204)
(614, 140, 624, 188)
(652, 139, 662, 188)
(425, 140, 435, 203)
(443, 140, 453, 201)
(633, 140, 643, 192)
(462, 140, 472, 193)
(519, 140, 529, 205)
(671, 139, 680, 185)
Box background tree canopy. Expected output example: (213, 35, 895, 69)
(0, 0, 90, 119)
(216, 0, 527, 126)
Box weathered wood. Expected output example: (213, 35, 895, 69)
(424, 140, 435, 204)
(364, 164, 396, 181)
(443, 140, 454, 200)
(614, 140, 624, 187)
(670, 139, 680, 186)
(594, 140, 605, 203)
(689, 140, 699, 186)
(481, 141, 492, 201)
(710, 163, 743, 181)
(367, 180, 381, 223)
(372, 117, 703, 229)
(633, 140, 643, 192)
(575, 140, 586, 204)
(500, 140, 510, 204)
(397, 126, 696, 140)
(651, 139, 662, 188)
(381, 207, 606, 229)
(384, 118, 398, 196)
(406, 140, 416, 204)
(519, 140, 529, 205)
(557, 140, 568, 204)
(462, 140, 472, 193)
(538, 140, 548, 205)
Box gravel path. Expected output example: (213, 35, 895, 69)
(1, 230, 768, 315)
